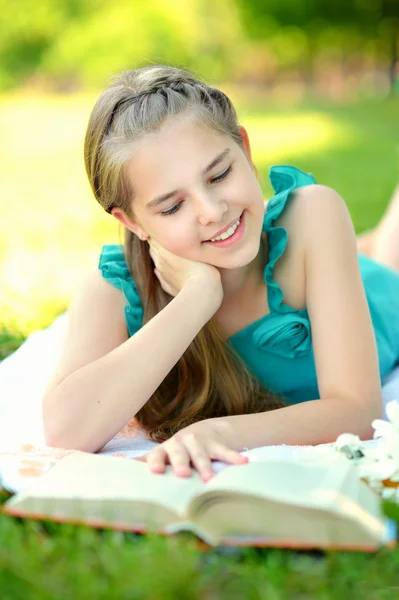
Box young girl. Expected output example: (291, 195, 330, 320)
(42, 64, 399, 483)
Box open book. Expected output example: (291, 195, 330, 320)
(2, 450, 396, 550)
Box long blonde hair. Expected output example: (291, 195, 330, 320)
(84, 64, 286, 442)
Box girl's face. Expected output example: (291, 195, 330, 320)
(115, 116, 266, 270)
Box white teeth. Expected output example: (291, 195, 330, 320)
(209, 217, 241, 242)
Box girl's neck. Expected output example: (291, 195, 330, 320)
(217, 232, 268, 308)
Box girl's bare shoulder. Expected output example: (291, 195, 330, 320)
(271, 184, 341, 311)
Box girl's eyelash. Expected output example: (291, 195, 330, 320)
(160, 165, 233, 216)
(211, 164, 233, 183)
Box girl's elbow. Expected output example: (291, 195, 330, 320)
(359, 395, 383, 440)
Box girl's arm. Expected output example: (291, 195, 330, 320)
(43, 276, 221, 453)
(213, 184, 383, 450)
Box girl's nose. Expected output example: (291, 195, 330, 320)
(196, 197, 229, 225)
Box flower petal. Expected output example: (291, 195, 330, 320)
(358, 457, 398, 481)
(335, 433, 362, 449)
(372, 419, 398, 439)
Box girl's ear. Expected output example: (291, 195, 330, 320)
(238, 125, 255, 169)
(111, 207, 148, 240)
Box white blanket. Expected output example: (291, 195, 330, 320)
(0, 312, 397, 493)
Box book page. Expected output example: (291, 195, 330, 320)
(188, 453, 367, 514)
(185, 453, 387, 548)
(190, 493, 386, 549)
(4, 451, 206, 519)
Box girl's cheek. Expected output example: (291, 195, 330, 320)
(167, 231, 192, 250)
(162, 238, 188, 256)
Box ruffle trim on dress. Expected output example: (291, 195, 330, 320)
(98, 244, 144, 337)
(249, 165, 317, 357)
(262, 165, 316, 314)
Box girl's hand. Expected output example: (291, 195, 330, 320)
(148, 238, 223, 300)
(134, 419, 249, 482)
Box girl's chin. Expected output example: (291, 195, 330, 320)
(208, 246, 260, 268)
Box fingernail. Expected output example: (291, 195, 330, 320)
(176, 467, 190, 475)
(150, 464, 164, 472)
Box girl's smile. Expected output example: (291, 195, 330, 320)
(202, 209, 246, 248)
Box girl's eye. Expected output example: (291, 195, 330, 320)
(161, 201, 183, 217)
(211, 164, 233, 184)
(160, 165, 233, 217)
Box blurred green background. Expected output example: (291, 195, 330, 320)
(0, 0, 398, 337)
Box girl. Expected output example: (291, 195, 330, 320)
(42, 64, 399, 483)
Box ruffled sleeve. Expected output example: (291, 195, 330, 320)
(243, 165, 317, 359)
(98, 244, 144, 337)
(263, 165, 316, 313)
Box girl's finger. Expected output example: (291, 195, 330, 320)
(208, 443, 249, 466)
(180, 434, 215, 482)
(163, 438, 192, 477)
(145, 447, 168, 473)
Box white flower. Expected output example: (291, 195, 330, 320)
(333, 399, 399, 500)
(372, 418, 399, 442)
(372, 407, 399, 463)
(335, 433, 362, 449)
(379, 435, 399, 463)
(335, 433, 365, 460)
(357, 456, 398, 482)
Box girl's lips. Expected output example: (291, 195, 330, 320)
(206, 212, 243, 241)
(203, 211, 246, 248)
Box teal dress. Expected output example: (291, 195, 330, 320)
(98, 165, 399, 405)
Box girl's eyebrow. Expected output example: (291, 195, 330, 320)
(146, 148, 231, 209)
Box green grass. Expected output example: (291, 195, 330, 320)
(1, 500, 399, 600)
(1, 93, 399, 598)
